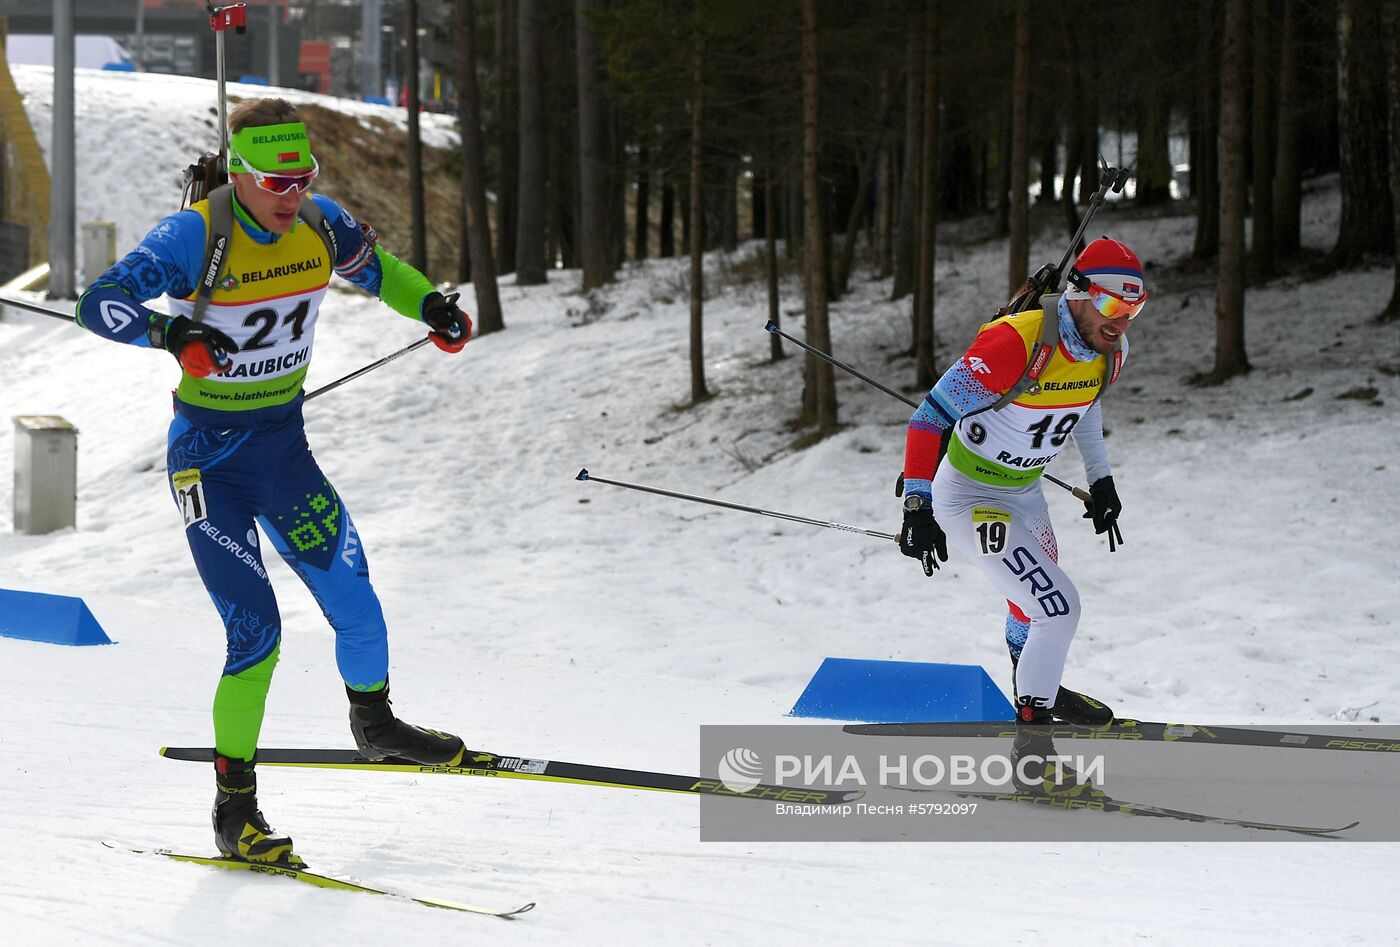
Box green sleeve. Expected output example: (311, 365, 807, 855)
(374, 245, 436, 320)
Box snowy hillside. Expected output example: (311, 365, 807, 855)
(8, 63, 459, 257)
(1, 67, 1397, 945)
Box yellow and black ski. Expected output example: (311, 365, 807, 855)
(101, 840, 535, 917)
(845, 720, 1400, 753)
(942, 791, 1359, 837)
(160, 745, 864, 804)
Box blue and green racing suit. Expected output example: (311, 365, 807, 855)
(76, 191, 440, 760)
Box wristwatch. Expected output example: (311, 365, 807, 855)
(903, 495, 928, 512)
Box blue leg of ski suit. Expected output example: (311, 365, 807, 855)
(167, 398, 389, 755)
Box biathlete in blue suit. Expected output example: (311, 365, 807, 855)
(76, 98, 474, 866)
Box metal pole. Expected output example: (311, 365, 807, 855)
(48, 0, 76, 299)
(215, 28, 228, 166)
(404, 0, 426, 269)
(134, 0, 146, 70)
(268, 0, 280, 87)
(360, 0, 382, 98)
(206, 5, 246, 176)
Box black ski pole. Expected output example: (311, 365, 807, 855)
(304, 336, 433, 402)
(0, 291, 432, 403)
(576, 469, 898, 543)
(0, 293, 76, 322)
(763, 320, 1091, 503)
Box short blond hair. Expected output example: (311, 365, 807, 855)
(229, 98, 301, 134)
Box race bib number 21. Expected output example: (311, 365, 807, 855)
(172, 469, 208, 528)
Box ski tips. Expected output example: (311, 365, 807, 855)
(575, 468, 589, 481)
(763, 320, 778, 333)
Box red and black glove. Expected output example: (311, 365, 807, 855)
(149, 314, 237, 377)
(422, 291, 473, 353)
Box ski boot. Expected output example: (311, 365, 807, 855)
(1010, 658, 1114, 727)
(212, 755, 303, 866)
(1011, 698, 1102, 800)
(1051, 686, 1114, 727)
(347, 681, 466, 765)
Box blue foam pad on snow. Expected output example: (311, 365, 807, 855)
(789, 657, 1013, 723)
(0, 588, 113, 646)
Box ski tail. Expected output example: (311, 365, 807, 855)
(101, 840, 535, 917)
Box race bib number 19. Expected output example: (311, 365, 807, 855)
(971, 507, 1011, 556)
(172, 468, 208, 528)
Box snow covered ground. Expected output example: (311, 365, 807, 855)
(2, 67, 1398, 945)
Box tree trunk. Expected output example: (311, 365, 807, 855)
(995, 98, 1011, 237)
(1008, 0, 1030, 297)
(1037, 132, 1057, 205)
(1210, 0, 1251, 383)
(801, 0, 837, 434)
(679, 169, 690, 256)
(1079, 66, 1099, 200)
(494, 0, 517, 275)
(576, 0, 613, 290)
(722, 160, 739, 252)
(688, 37, 710, 405)
(1135, 93, 1172, 206)
(515, 0, 548, 284)
(1273, 0, 1302, 259)
(1250, 0, 1275, 282)
(1382, 0, 1400, 322)
(873, 68, 895, 277)
(833, 138, 878, 297)
(458, 179, 473, 284)
(1192, 0, 1220, 260)
(892, 28, 920, 302)
(1328, 0, 1395, 270)
(405, 0, 427, 272)
(766, 164, 784, 361)
(914, 0, 940, 391)
(456, 0, 503, 333)
(610, 105, 627, 268)
(634, 145, 650, 261)
(1061, 18, 1085, 236)
(659, 175, 675, 257)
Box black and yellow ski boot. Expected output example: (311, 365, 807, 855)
(1052, 686, 1115, 728)
(347, 681, 466, 766)
(212, 755, 303, 866)
(1010, 658, 1115, 727)
(1012, 698, 1103, 800)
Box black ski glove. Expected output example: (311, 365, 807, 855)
(422, 291, 473, 353)
(1082, 475, 1124, 552)
(899, 500, 948, 577)
(149, 314, 238, 378)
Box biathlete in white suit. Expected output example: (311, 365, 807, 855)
(897, 238, 1149, 728)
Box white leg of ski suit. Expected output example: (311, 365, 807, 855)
(930, 464, 1081, 710)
